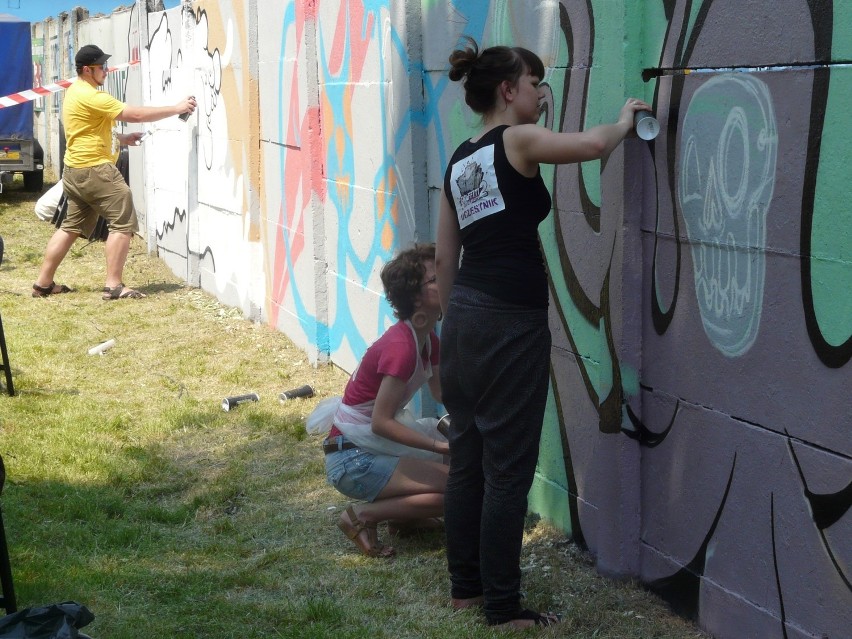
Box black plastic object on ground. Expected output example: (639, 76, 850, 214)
(279, 385, 315, 401)
(221, 393, 260, 411)
(0, 601, 94, 638)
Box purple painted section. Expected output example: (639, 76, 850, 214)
(633, 0, 850, 634)
(545, 1, 851, 637)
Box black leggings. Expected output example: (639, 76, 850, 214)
(440, 286, 551, 625)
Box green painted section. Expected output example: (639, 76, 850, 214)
(811, 70, 852, 345)
(528, 474, 572, 534)
(835, 7, 852, 58)
(639, 1, 668, 98)
(447, 99, 479, 149)
(540, 213, 612, 396)
(528, 385, 571, 534)
(620, 361, 639, 397)
(490, 5, 514, 45)
(582, 1, 629, 205)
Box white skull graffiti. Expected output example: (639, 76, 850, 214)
(679, 74, 778, 357)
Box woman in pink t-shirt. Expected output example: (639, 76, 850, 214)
(323, 244, 449, 558)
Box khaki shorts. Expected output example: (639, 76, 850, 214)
(62, 163, 137, 236)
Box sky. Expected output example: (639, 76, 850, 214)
(1, 0, 179, 24)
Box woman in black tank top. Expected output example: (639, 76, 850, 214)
(436, 37, 650, 630)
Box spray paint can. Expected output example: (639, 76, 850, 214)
(88, 338, 116, 356)
(221, 393, 260, 411)
(178, 96, 195, 122)
(279, 385, 315, 402)
(633, 110, 660, 140)
(436, 414, 451, 438)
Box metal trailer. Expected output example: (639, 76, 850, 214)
(0, 13, 44, 193)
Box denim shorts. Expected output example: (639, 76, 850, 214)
(325, 444, 399, 502)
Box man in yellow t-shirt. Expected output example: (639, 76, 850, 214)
(32, 44, 197, 300)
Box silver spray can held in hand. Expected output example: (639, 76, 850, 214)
(633, 110, 660, 140)
(436, 414, 451, 438)
(179, 96, 195, 122)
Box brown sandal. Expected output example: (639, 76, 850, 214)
(32, 281, 73, 297)
(102, 283, 146, 300)
(337, 506, 395, 558)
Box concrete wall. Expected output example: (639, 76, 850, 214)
(633, 4, 850, 638)
(29, 1, 851, 638)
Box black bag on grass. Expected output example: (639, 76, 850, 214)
(0, 601, 94, 638)
(50, 147, 131, 243)
(50, 193, 109, 243)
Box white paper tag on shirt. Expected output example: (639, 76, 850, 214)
(111, 127, 120, 156)
(449, 144, 506, 229)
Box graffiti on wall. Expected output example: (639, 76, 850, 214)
(530, 0, 851, 636)
(192, 8, 226, 175)
(679, 73, 776, 358)
(269, 0, 422, 371)
(118, 0, 850, 635)
(147, 3, 251, 311)
(146, 6, 198, 280)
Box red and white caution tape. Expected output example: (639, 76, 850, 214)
(0, 60, 139, 109)
(0, 79, 73, 107)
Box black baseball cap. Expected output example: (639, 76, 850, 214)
(75, 44, 111, 67)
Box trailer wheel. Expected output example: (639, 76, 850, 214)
(24, 170, 44, 192)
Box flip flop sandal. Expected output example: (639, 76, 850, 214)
(337, 505, 395, 558)
(102, 283, 146, 300)
(490, 609, 562, 629)
(32, 281, 73, 297)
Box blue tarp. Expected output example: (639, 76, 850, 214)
(0, 14, 34, 138)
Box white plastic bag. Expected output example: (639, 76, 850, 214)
(34, 180, 63, 222)
(335, 404, 445, 462)
(305, 396, 341, 435)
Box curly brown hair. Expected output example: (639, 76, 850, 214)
(448, 36, 545, 115)
(380, 243, 436, 320)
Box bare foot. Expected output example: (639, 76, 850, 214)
(451, 595, 484, 611)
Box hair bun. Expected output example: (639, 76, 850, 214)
(448, 38, 480, 82)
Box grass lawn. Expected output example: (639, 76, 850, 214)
(0, 176, 707, 638)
